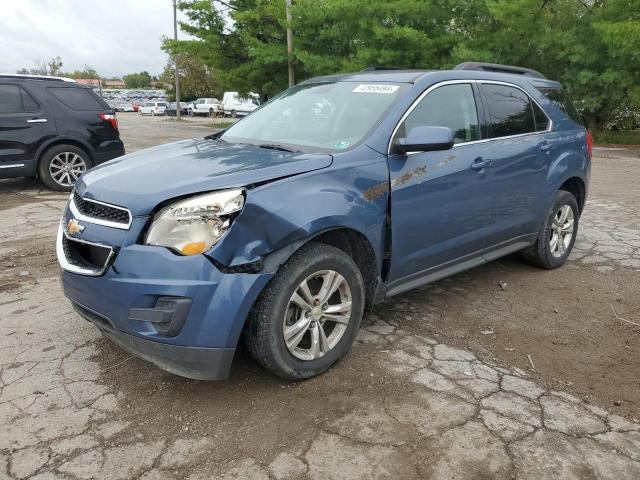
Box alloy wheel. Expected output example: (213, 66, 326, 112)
(283, 270, 352, 361)
(49, 152, 87, 187)
(549, 205, 575, 258)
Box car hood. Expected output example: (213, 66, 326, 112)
(76, 138, 333, 215)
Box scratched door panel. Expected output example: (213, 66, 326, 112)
(387, 141, 495, 282)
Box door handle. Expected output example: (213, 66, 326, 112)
(470, 157, 492, 171)
(540, 142, 552, 151)
(26, 118, 47, 123)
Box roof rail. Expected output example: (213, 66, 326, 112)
(0, 73, 76, 83)
(360, 66, 403, 72)
(454, 62, 546, 79)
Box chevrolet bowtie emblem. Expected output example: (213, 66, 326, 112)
(67, 218, 85, 235)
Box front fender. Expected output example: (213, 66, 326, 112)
(208, 156, 390, 275)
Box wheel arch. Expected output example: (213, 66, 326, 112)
(261, 227, 380, 309)
(35, 138, 94, 176)
(558, 176, 586, 213)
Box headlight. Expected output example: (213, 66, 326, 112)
(145, 189, 244, 255)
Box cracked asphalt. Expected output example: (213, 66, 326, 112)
(1, 114, 639, 479)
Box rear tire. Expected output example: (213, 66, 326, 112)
(38, 144, 92, 191)
(188, 109, 194, 117)
(243, 243, 365, 380)
(522, 190, 579, 269)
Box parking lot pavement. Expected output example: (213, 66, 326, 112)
(1, 117, 639, 478)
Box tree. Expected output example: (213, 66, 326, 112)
(17, 56, 64, 76)
(159, 52, 220, 101)
(168, 0, 640, 128)
(123, 71, 152, 89)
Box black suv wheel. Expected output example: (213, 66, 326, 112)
(243, 243, 365, 380)
(38, 144, 92, 191)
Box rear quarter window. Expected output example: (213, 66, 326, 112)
(48, 87, 109, 111)
(537, 87, 583, 125)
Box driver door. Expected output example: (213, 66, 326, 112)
(387, 82, 495, 293)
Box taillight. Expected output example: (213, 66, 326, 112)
(586, 130, 593, 159)
(98, 113, 118, 131)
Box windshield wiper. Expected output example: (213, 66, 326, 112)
(257, 143, 300, 153)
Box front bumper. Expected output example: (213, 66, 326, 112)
(57, 217, 273, 380)
(72, 301, 235, 380)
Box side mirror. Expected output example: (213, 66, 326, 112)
(396, 126, 454, 154)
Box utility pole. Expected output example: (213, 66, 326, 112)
(172, 0, 181, 119)
(285, 0, 294, 87)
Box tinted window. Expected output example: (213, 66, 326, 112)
(401, 84, 480, 144)
(482, 84, 535, 138)
(48, 87, 106, 111)
(532, 101, 549, 131)
(0, 85, 39, 114)
(537, 87, 583, 125)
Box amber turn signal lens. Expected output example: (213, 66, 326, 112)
(180, 242, 208, 255)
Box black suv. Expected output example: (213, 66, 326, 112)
(0, 74, 125, 191)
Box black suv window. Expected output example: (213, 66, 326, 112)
(537, 87, 583, 125)
(48, 87, 107, 111)
(400, 83, 480, 144)
(0, 84, 39, 114)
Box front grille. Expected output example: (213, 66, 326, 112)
(62, 234, 114, 275)
(73, 192, 131, 226)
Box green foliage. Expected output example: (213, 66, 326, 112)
(592, 130, 640, 146)
(169, 0, 640, 126)
(123, 71, 152, 89)
(159, 51, 220, 102)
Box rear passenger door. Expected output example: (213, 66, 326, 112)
(478, 82, 553, 255)
(0, 83, 53, 168)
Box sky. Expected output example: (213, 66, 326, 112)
(0, 0, 191, 78)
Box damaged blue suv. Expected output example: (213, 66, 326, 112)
(57, 62, 591, 381)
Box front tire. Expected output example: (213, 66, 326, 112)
(188, 109, 194, 117)
(231, 110, 237, 118)
(244, 243, 365, 380)
(522, 190, 579, 269)
(38, 144, 92, 191)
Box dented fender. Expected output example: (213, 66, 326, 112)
(207, 150, 391, 275)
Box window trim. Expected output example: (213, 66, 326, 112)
(387, 79, 553, 154)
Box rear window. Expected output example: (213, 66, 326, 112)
(0, 84, 39, 114)
(48, 87, 108, 111)
(537, 87, 583, 125)
(481, 84, 536, 138)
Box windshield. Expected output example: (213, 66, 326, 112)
(221, 82, 407, 153)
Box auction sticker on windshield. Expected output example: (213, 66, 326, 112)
(353, 84, 399, 94)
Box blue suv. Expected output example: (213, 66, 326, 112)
(57, 62, 591, 381)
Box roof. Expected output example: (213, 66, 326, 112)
(0, 73, 76, 83)
(300, 63, 560, 87)
(301, 69, 433, 84)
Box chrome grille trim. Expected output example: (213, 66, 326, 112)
(70, 193, 132, 230)
(56, 221, 116, 276)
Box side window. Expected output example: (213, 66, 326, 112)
(399, 83, 480, 144)
(537, 87, 583, 125)
(48, 87, 106, 111)
(0, 85, 39, 114)
(532, 101, 549, 132)
(481, 84, 535, 138)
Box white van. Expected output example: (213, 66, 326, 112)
(222, 92, 260, 117)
